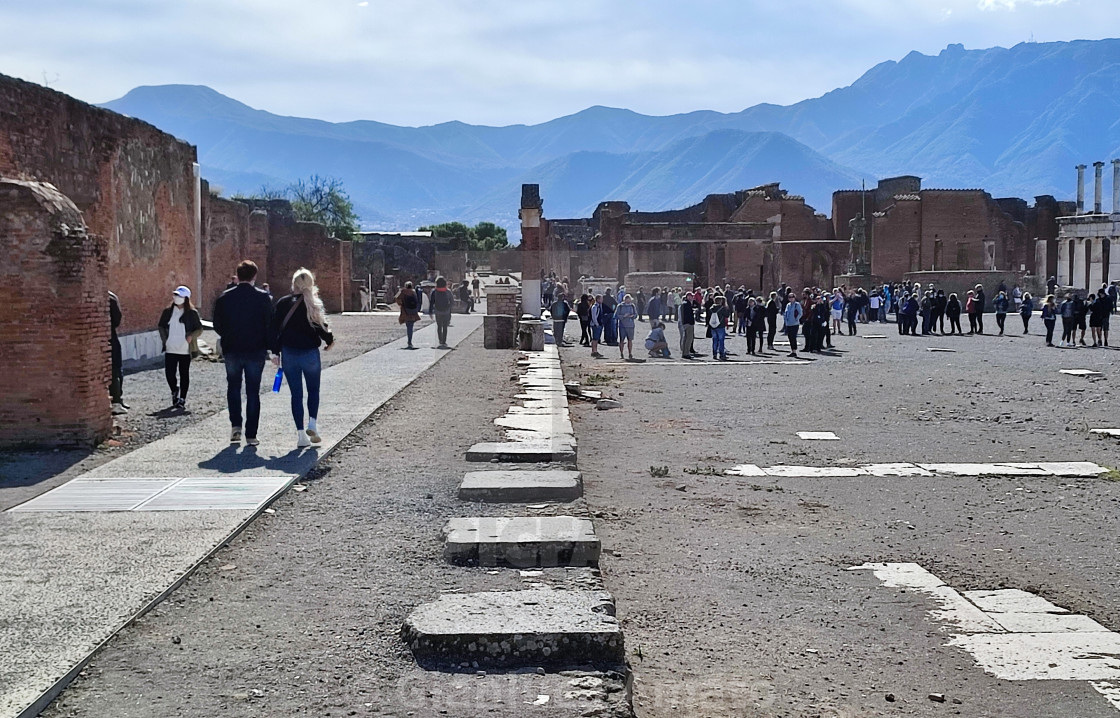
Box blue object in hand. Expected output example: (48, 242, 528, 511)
(272, 367, 283, 393)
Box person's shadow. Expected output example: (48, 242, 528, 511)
(197, 445, 317, 474)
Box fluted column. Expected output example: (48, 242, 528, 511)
(1076, 164, 1087, 214)
(1094, 161, 1105, 214)
(1112, 159, 1119, 214)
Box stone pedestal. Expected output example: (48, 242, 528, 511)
(484, 315, 516, 349)
(833, 273, 884, 289)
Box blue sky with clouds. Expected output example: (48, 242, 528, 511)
(0, 0, 1116, 126)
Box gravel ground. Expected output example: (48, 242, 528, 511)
(564, 319, 1120, 717)
(36, 329, 630, 718)
(0, 314, 409, 511)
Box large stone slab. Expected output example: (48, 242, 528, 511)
(466, 441, 576, 463)
(443, 516, 599, 567)
(401, 589, 624, 669)
(458, 470, 583, 503)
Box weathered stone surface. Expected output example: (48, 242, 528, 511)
(401, 589, 624, 669)
(466, 441, 576, 463)
(443, 516, 599, 567)
(458, 470, 583, 503)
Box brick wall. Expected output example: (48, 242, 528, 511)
(486, 287, 521, 316)
(266, 209, 352, 312)
(0, 73, 199, 334)
(0, 180, 111, 448)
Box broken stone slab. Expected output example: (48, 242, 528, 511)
(796, 431, 838, 440)
(401, 589, 624, 669)
(763, 465, 868, 478)
(595, 399, 622, 410)
(861, 463, 934, 477)
(724, 464, 766, 477)
(1090, 429, 1120, 438)
(443, 516, 600, 567)
(458, 470, 583, 503)
(496, 414, 574, 435)
(467, 442, 577, 463)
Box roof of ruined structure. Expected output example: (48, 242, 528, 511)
(894, 194, 921, 201)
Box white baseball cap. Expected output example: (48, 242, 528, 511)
(173, 286, 191, 298)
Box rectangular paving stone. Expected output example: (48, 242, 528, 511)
(763, 465, 867, 478)
(962, 589, 1069, 614)
(495, 414, 574, 435)
(861, 463, 934, 477)
(797, 431, 839, 441)
(947, 632, 1120, 681)
(134, 476, 293, 511)
(724, 464, 766, 477)
(989, 612, 1107, 634)
(1060, 368, 1102, 376)
(919, 462, 1050, 477)
(466, 441, 576, 463)
(1036, 461, 1109, 477)
(401, 589, 623, 669)
(9, 478, 178, 512)
(458, 471, 583, 503)
(443, 516, 599, 567)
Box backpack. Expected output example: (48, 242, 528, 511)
(708, 312, 721, 329)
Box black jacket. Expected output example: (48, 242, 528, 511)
(271, 294, 334, 352)
(213, 283, 273, 354)
(429, 287, 453, 314)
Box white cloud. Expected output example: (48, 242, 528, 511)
(978, 0, 1069, 9)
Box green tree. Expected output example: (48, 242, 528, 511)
(288, 175, 360, 241)
(418, 221, 508, 251)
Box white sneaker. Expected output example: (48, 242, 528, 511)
(297, 430, 311, 448)
(306, 428, 321, 444)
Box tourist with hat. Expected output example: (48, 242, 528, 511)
(158, 285, 203, 410)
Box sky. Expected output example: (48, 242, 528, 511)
(1, 0, 1118, 127)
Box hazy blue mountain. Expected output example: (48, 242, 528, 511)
(102, 38, 1120, 236)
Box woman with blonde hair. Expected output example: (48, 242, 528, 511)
(271, 268, 335, 448)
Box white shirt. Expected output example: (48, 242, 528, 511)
(166, 307, 190, 355)
(869, 296, 881, 309)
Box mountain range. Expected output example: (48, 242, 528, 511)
(102, 38, 1120, 238)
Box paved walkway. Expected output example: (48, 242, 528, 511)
(0, 316, 482, 718)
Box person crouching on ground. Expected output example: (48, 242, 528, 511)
(396, 281, 421, 349)
(272, 268, 335, 448)
(429, 276, 454, 348)
(644, 321, 671, 358)
(615, 294, 638, 360)
(158, 285, 203, 410)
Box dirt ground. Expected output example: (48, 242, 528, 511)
(565, 319, 1120, 717)
(0, 315, 408, 511)
(35, 328, 629, 718)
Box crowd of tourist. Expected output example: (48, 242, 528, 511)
(541, 273, 1120, 361)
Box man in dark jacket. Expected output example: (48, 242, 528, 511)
(213, 260, 273, 445)
(429, 276, 454, 348)
(109, 291, 127, 412)
(973, 285, 987, 334)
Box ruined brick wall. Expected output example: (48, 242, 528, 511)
(0, 180, 111, 448)
(198, 190, 264, 318)
(872, 198, 923, 281)
(0, 74, 198, 334)
(919, 191, 1025, 275)
(266, 211, 351, 312)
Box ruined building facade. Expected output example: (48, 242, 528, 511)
(0, 73, 353, 447)
(1055, 161, 1120, 291)
(522, 176, 1066, 298)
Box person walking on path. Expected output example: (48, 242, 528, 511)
(1041, 294, 1057, 346)
(396, 282, 422, 349)
(272, 268, 335, 449)
(108, 290, 127, 413)
(782, 291, 803, 358)
(994, 290, 1010, 335)
(615, 294, 638, 359)
(1019, 292, 1034, 334)
(213, 260, 274, 446)
(471, 276, 481, 301)
(429, 276, 454, 348)
(550, 292, 572, 346)
(458, 280, 474, 314)
(589, 294, 605, 358)
(1090, 290, 1110, 347)
(678, 293, 696, 359)
(946, 292, 963, 335)
(576, 294, 592, 346)
(158, 285, 203, 410)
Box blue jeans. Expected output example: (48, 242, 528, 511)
(281, 347, 322, 430)
(224, 351, 266, 438)
(711, 326, 727, 358)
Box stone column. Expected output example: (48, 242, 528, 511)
(519, 184, 543, 317)
(1094, 161, 1105, 214)
(1077, 164, 1086, 214)
(1112, 159, 1119, 214)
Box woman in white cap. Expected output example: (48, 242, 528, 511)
(158, 285, 203, 410)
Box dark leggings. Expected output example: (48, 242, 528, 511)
(165, 353, 191, 399)
(1022, 314, 1031, 332)
(767, 320, 777, 347)
(579, 319, 590, 344)
(1045, 318, 1055, 344)
(948, 314, 962, 334)
(996, 313, 1006, 333)
(1061, 317, 1074, 343)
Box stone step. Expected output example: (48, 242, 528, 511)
(458, 470, 583, 503)
(401, 588, 624, 669)
(466, 441, 576, 463)
(443, 516, 599, 567)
